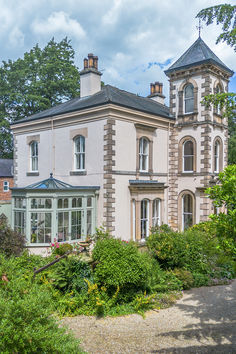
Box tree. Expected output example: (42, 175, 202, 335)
(197, 4, 236, 50)
(206, 165, 236, 256)
(0, 38, 80, 158)
(201, 92, 236, 164)
(197, 4, 236, 164)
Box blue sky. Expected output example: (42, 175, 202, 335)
(0, 0, 235, 101)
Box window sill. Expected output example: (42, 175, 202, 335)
(26, 172, 39, 176)
(70, 170, 87, 176)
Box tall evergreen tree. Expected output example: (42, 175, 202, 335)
(0, 38, 80, 158)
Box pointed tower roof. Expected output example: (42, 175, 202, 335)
(165, 37, 233, 76)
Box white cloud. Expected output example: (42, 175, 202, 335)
(32, 11, 86, 39)
(9, 27, 24, 47)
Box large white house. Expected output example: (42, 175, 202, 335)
(11, 37, 233, 253)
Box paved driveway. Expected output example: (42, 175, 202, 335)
(62, 280, 236, 353)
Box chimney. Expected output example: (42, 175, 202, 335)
(80, 54, 102, 98)
(148, 81, 165, 105)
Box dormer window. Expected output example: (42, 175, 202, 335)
(184, 84, 194, 113)
(30, 141, 38, 171)
(74, 135, 85, 171)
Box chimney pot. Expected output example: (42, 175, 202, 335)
(88, 53, 94, 68)
(155, 82, 160, 93)
(93, 56, 98, 70)
(150, 83, 155, 95)
(84, 58, 88, 69)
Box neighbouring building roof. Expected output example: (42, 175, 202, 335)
(11, 174, 100, 191)
(0, 159, 13, 177)
(12, 85, 173, 125)
(165, 37, 234, 75)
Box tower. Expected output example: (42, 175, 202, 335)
(164, 37, 233, 229)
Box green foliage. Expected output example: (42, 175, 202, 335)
(92, 238, 152, 298)
(0, 255, 82, 353)
(47, 255, 93, 293)
(172, 268, 194, 290)
(206, 165, 236, 256)
(192, 273, 210, 287)
(197, 4, 236, 50)
(201, 93, 236, 164)
(0, 37, 80, 158)
(0, 222, 25, 257)
(52, 242, 73, 256)
(147, 224, 225, 274)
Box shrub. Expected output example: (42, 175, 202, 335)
(52, 242, 73, 256)
(172, 268, 194, 290)
(0, 256, 82, 353)
(0, 222, 25, 257)
(146, 225, 187, 269)
(147, 224, 222, 274)
(192, 273, 210, 287)
(92, 238, 153, 299)
(46, 255, 93, 293)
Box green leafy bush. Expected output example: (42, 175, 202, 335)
(147, 224, 223, 274)
(47, 255, 93, 293)
(52, 242, 73, 256)
(172, 268, 194, 290)
(92, 238, 153, 299)
(0, 222, 25, 257)
(0, 255, 82, 353)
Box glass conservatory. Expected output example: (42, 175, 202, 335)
(11, 175, 99, 246)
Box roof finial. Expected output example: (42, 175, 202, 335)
(50, 172, 53, 179)
(196, 18, 203, 38)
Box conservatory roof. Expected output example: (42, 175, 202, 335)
(11, 174, 100, 192)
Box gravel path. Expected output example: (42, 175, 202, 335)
(62, 280, 236, 353)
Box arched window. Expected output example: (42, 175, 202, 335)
(141, 199, 149, 238)
(30, 141, 38, 171)
(139, 137, 149, 172)
(214, 140, 220, 173)
(74, 136, 85, 170)
(183, 140, 194, 172)
(182, 194, 193, 230)
(152, 199, 161, 227)
(184, 84, 194, 113)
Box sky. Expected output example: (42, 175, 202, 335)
(0, 0, 235, 102)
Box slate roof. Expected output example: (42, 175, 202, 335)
(11, 174, 100, 191)
(0, 159, 13, 177)
(12, 85, 173, 125)
(165, 37, 233, 75)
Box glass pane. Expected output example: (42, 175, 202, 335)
(87, 210, 92, 235)
(64, 198, 68, 208)
(184, 141, 193, 155)
(45, 199, 52, 209)
(184, 84, 194, 98)
(185, 98, 194, 113)
(58, 199, 62, 208)
(184, 156, 193, 171)
(183, 195, 192, 213)
(87, 197, 92, 207)
(38, 199, 44, 209)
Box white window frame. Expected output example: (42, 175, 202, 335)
(30, 141, 38, 172)
(152, 198, 161, 227)
(140, 199, 149, 239)
(214, 140, 220, 173)
(182, 194, 193, 231)
(184, 84, 194, 114)
(74, 135, 85, 171)
(139, 137, 149, 172)
(3, 181, 9, 192)
(183, 140, 194, 173)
